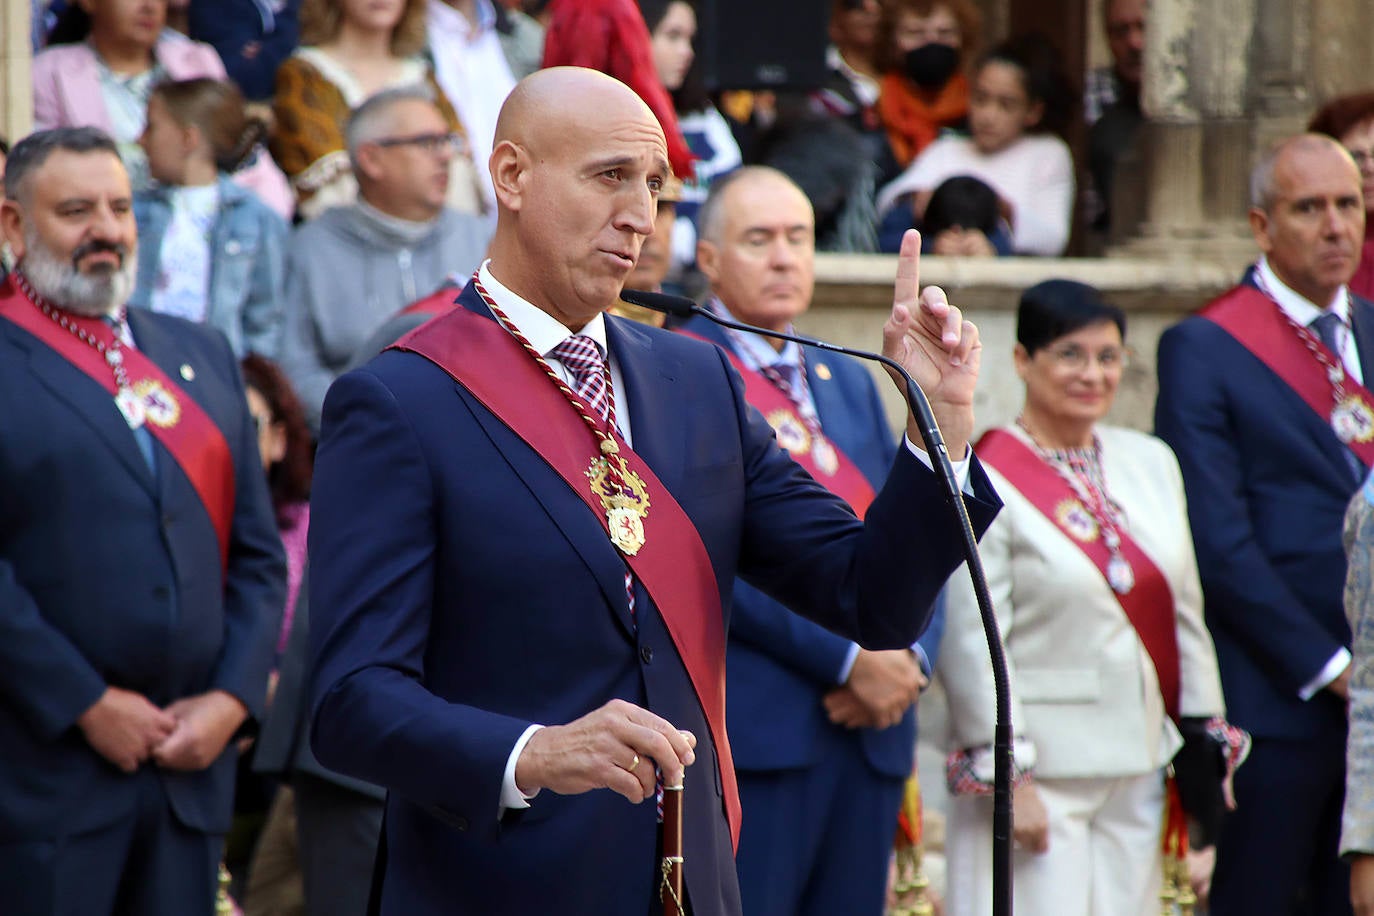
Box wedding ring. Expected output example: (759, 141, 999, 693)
(626, 754, 641, 773)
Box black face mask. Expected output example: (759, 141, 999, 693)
(902, 43, 960, 90)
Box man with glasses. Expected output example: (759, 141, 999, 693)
(1156, 133, 1371, 916)
(280, 85, 491, 433)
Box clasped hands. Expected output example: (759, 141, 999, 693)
(824, 648, 926, 730)
(77, 685, 248, 774)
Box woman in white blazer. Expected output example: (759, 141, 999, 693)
(937, 280, 1241, 916)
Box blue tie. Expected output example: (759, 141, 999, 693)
(1311, 313, 1365, 482)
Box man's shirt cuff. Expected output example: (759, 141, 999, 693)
(500, 723, 544, 812)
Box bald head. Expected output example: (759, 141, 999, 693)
(493, 67, 667, 173)
(1251, 133, 1357, 211)
(1249, 132, 1364, 309)
(485, 67, 673, 329)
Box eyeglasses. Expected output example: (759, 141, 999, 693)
(371, 132, 465, 155)
(1043, 345, 1132, 372)
(1346, 147, 1374, 168)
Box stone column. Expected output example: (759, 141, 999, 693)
(1110, 0, 1258, 270)
(0, 0, 33, 146)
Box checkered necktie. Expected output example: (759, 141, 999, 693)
(551, 335, 611, 424)
(551, 333, 665, 817)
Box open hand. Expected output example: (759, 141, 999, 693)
(881, 230, 981, 455)
(514, 699, 697, 804)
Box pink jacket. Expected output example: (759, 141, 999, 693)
(32, 35, 295, 220)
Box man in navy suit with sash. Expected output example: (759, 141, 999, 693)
(1156, 133, 1372, 916)
(307, 67, 1000, 915)
(0, 127, 285, 914)
(682, 165, 941, 916)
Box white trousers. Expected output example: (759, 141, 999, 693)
(944, 770, 1165, 916)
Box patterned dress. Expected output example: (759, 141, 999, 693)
(1342, 470, 1374, 855)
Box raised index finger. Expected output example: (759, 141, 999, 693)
(893, 229, 922, 312)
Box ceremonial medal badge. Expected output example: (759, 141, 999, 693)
(587, 449, 652, 555)
(1055, 499, 1099, 542)
(1107, 554, 1135, 594)
(1331, 395, 1374, 444)
(766, 409, 811, 456)
(114, 386, 146, 429)
(811, 435, 840, 476)
(133, 379, 182, 428)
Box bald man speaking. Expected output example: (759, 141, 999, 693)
(306, 67, 1000, 915)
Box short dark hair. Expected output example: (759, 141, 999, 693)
(922, 175, 1001, 237)
(4, 127, 122, 203)
(1016, 279, 1126, 355)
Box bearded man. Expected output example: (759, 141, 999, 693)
(0, 126, 285, 916)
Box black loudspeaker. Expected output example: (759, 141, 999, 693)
(695, 0, 830, 91)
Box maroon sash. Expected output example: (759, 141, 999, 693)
(391, 307, 742, 848)
(678, 330, 877, 517)
(977, 429, 1181, 719)
(1202, 284, 1374, 467)
(0, 279, 235, 570)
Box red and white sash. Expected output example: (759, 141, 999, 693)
(390, 304, 742, 849)
(977, 429, 1181, 719)
(1202, 284, 1374, 468)
(678, 330, 877, 517)
(0, 279, 235, 570)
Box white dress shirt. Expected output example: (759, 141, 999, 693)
(1255, 256, 1356, 697)
(428, 0, 517, 216)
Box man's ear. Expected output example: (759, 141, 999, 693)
(489, 140, 527, 212)
(696, 237, 720, 284)
(1248, 207, 1274, 255)
(0, 201, 27, 262)
(353, 143, 384, 184)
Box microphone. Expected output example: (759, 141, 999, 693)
(618, 288, 956, 488)
(619, 287, 1017, 916)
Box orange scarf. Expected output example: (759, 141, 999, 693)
(878, 72, 969, 167)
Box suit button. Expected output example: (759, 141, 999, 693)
(153, 586, 170, 601)
(640, 646, 654, 665)
(454, 816, 468, 831)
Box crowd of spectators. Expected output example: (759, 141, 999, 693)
(11, 0, 1374, 914)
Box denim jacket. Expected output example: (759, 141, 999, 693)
(131, 176, 289, 358)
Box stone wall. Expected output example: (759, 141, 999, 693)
(1, 1, 33, 146)
(803, 252, 1237, 438)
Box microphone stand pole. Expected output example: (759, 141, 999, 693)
(619, 292, 1015, 916)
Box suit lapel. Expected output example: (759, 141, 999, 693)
(609, 316, 687, 492)
(453, 287, 638, 637)
(1349, 294, 1374, 392)
(13, 319, 156, 498)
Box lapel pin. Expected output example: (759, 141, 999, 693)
(815, 363, 832, 381)
(180, 364, 196, 382)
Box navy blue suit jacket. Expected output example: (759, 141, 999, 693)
(306, 284, 999, 915)
(0, 304, 285, 842)
(1154, 283, 1374, 739)
(683, 316, 942, 779)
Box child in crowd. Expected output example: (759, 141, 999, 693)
(876, 37, 1075, 256)
(641, 0, 742, 286)
(132, 78, 289, 358)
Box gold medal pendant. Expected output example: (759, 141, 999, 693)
(1331, 395, 1374, 444)
(586, 442, 652, 555)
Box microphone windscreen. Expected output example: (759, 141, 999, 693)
(619, 288, 697, 318)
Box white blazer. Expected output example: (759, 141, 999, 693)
(937, 424, 1226, 779)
